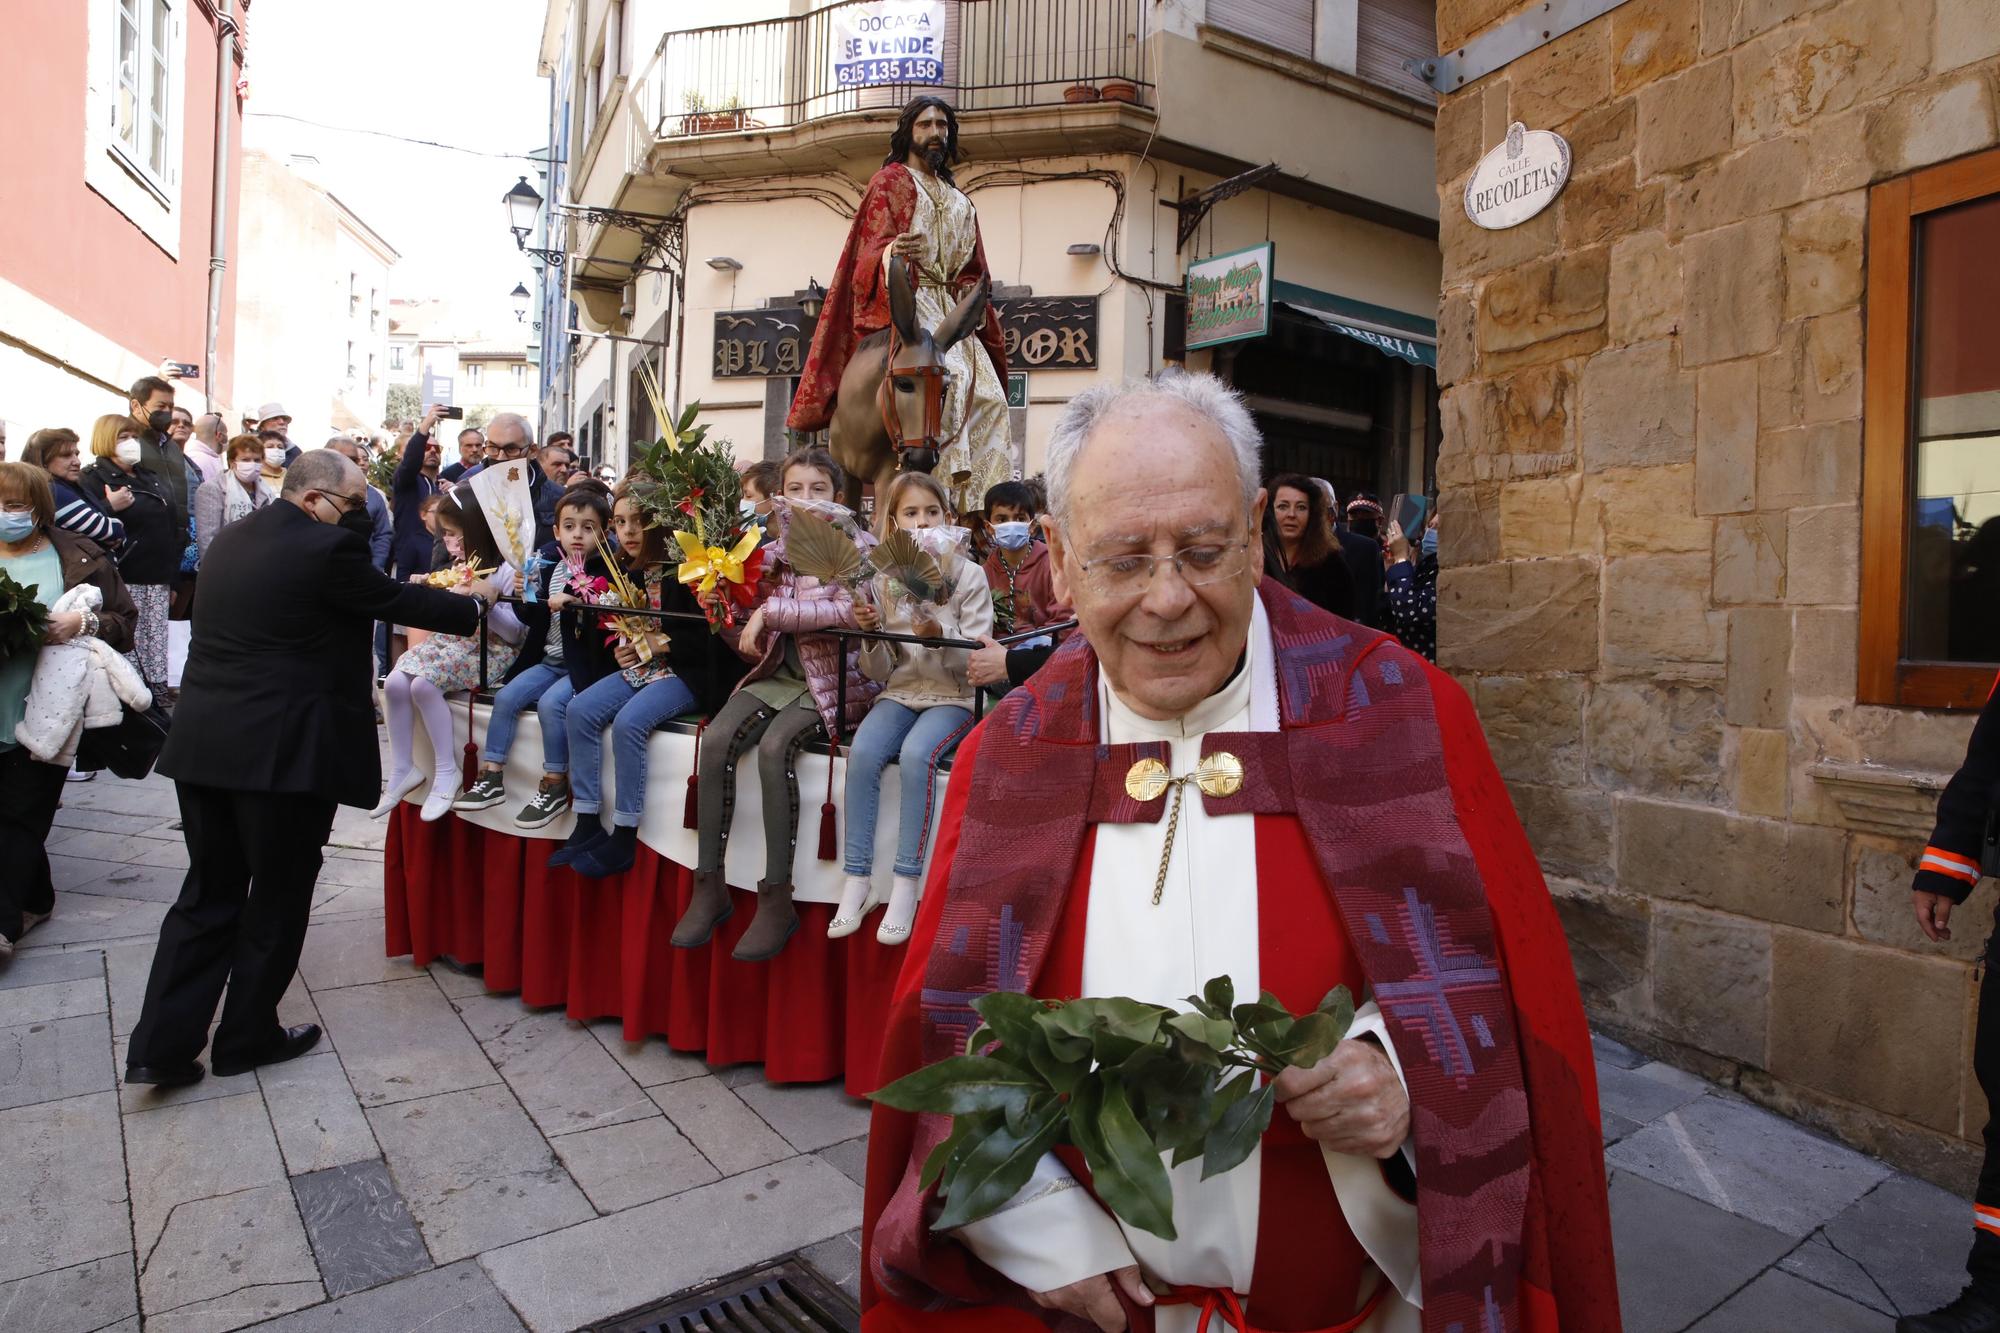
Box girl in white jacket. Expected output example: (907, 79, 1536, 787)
(830, 472, 993, 945)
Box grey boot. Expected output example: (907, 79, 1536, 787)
(731, 880, 799, 962)
(671, 869, 733, 948)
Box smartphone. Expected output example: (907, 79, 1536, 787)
(438, 406, 465, 420)
(1389, 493, 1429, 540)
(166, 361, 199, 379)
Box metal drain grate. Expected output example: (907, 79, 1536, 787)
(594, 1257, 861, 1333)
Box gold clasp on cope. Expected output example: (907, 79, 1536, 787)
(1123, 752, 1245, 906)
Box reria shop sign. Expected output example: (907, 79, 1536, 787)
(1464, 122, 1572, 230)
(833, 1, 946, 88)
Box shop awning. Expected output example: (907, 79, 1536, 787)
(1272, 280, 1438, 369)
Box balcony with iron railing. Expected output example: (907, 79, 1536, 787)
(624, 0, 1155, 179)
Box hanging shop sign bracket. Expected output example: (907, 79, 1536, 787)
(1403, 0, 1635, 92)
(1160, 164, 1282, 253)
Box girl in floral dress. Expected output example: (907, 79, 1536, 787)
(374, 487, 525, 822)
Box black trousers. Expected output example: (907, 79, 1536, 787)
(126, 783, 336, 1069)
(1973, 932, 2000, 1284)
(0, 747, 66, 941)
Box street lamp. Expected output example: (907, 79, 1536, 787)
(511, 282, 532, 324)
(504, 177, 542, 245)
(503, 176, 565, 268)
(800, 277, 826, 322)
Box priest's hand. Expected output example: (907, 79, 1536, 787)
(1273, 1037, 1410, 1160)
(1030, 1265, 1153, 1333)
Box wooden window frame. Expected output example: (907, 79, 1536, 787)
(1858, 147, 2000, 710)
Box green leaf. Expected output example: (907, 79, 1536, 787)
(1204, 976, 1236, 1014)
(1318, 985, 1355, 1020)
(964, 1023, 997, 1056)
(921, 1116, 978, 1192)
(1201, 1078, 1277, 1181)
(1166, 1011, 1234, 1055)
(869, 1055, 1048, 1116)
(973, 992, 1049, 1047)
(1036, 1008, 1093, 1063)
(1071, 1075, 1178, 1241)
(932, 1097, 1068, 1230)
(1276, 1010, 1350, 1070)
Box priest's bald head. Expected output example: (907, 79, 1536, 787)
(1044, 373, 1267, 722)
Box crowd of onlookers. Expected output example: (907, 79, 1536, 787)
(0, 375, 1437, 958)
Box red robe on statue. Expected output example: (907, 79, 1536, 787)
(787, 163, 1009, 433)
(861, 582, 1621, 1333)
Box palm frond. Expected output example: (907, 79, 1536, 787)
(783, 506, 865, 585)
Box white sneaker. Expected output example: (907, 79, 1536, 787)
(65, 768, 95, 783)
(369, 770, 426, 819)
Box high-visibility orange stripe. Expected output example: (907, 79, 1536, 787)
(1930, 847, 1983, 873)
(1976, 1204, 2000, 1222)
(1977, 1217, 2000, 1238)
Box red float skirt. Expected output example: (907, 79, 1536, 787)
(382, 806, 908, 1094)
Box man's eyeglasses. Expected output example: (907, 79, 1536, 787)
(1075, 539, 1253, 598)
(324, 491, 367, 514)
(492, 443, 527, 459)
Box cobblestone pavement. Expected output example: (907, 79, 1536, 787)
(0, 764, 1975, 1331)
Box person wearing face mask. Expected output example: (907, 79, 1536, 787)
(193, 435, 279, 557)
(256, 430, 291, 488)
(1381, 508, 1438, 663)
(124, 450, 499, 1088)
(22, 428, 128, 553)
(128, 377, 190, 539)
(78, 414, 178, 699)
(967, 480, 1070, 695)
(0, 461, 138, 956)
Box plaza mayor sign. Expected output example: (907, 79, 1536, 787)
(1464, 122, 1572, 230)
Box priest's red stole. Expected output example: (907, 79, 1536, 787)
(862, 581, 1620, 1333)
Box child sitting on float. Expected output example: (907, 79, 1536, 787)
(452, 485, 613, 822)
(544, 480, 732, 878)
(830, 471, 991, 945)
(374, 487, 524, 821)
(672, 446, 879, 962)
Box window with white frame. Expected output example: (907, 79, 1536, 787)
(88, 0, 188, 252)
(113, 0, 174, 184)
(512, 363, 528, 389)
(467, 363, 484, 388)
(390, 344, 406, 371)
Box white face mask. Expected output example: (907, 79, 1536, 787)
(264, 446, 286, 466)
(114, 438, 143, 467)
(234, 459, 260, 483)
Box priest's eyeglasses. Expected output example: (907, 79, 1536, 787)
(1076, 539, 1253, 597)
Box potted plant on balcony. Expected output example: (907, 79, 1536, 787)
(1099, 78, 1140, 103)
(680, 91, 749, 134)
(1062, 82, 1101, 104)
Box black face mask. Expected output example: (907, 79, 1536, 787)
(147, 410, 172, 436)
(335, 506, 373, 539)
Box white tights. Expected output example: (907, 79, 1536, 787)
(383, 671, 459, 800)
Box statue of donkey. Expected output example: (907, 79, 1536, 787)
(827, 255, 992, 516)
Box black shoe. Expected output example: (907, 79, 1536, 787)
(548, 824, 609, 869)
(572, 827, 639, 880)
(211, 1023, 322, 1078)
(125, 1061, 205, 1088)
(1900, 1286, 2000, 1333)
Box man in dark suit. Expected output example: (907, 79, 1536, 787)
(125, 450, 499, 1087)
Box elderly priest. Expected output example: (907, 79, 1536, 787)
(862, 374, 1620, 1333)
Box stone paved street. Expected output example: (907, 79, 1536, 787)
(0, 763, 1974, 1331)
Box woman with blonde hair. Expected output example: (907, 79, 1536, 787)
(77, 414, 177, 698)
(831, 470, 991, 944)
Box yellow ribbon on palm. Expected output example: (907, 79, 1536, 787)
(675, 525, 763, 594)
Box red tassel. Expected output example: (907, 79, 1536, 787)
(817, 726, 840, 861)
(818, 801, 838, 861)
(684, 723, 703, 829)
